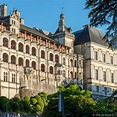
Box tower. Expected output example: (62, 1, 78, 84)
(52, 13, 75, 53)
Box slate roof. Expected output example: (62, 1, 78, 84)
(20, 24, 54, 41)
(20, 24, 69, 47)
(0, 16, 10, 23)
(55, 26, 71, 34)
(73, 25, 109, 46)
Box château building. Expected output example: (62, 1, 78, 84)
(0, 4, 83, 98)
(0, 4, 116, 100)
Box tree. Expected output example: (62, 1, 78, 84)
(85, 0, 117, 47)
(42, 84, 96, 117)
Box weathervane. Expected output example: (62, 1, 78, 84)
(61, 7, 64, 14)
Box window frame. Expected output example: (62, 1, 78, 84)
(41, 50, 45, 59)
(41, 64, 45, 72)
(3, 37, 8, 47)
(11, 55, 16, 64)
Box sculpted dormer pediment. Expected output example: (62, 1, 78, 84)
(10, 14, 18, 20)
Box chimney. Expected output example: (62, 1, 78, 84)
(0, 4, 7, 17)
(20, 18, 24, 25)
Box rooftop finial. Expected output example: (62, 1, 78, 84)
(61, 7, 64, 14)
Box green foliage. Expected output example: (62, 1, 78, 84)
(0, 96, 9, 111)
(13, 97, 20, 103)
(85, 0, 117, 46)
(11, 101, 20, 113)
(39, 92, 48, 100)
(19, 103, 24, 112)
(42, 84, 96, 117)
(23, 96, 30, 101)
(30, 98, 37, 105)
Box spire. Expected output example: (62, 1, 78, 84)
(58, 13, 65, 32)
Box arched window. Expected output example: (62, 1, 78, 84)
(26, 59, 29, 67)
(32, 47, 36, 56)
(11, 40, 16, 50)
(3, 37, 8, 47)
(41, 50, 45, 59)
(11, 55, 16, 64)
(32, 61, 36, 70)
(3, 53, 8, 62)
(63, 57, 66, 65)
(18, 43, 23, 52)
(70, 59, 73, 66)
(18, 57, 23, 66)
(26, 45, 30, 54)
(50, 53, 53, 61)
(55, 54, 59, 63)
(41, 64, 45, 72)
(49, 66, 53, 74)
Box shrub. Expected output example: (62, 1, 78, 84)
(13, 97, 20, 103)
(0, 96, 9, 111)
(11, 101, 20, 113)
(30, 98, 37, 105)
(23, 96, 30, 101)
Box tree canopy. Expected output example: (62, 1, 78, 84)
(42, 84, 96, 117)
(85, 0, 117, 47)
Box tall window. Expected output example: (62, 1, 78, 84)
(94, 51, 98, 60)
(18, 57, 23, 66)
(104, 87, 107, 95)
(49, 66, 53, 74)
(18, 43, 23, 52)
(63, 57, 66, 65)
(74, 60, 77, 67)
(32, 61, 36, 70)
(11, 40, 16, 50)
(26, 59, 29, 67)
(111, 73, 114, 83)
(103, 54, 106, 62)
(63, 70, 65, 77)
(55, 54, 59, 63)
(12, 73, 16, 83)
(3, 37, 8, 47)
(75, 72, 77, 79)
(95, 69, 98, 80)
(41, 64, 45, 72)
(70, 59, 73, 66)
(58, 69, 60, 75)
(110, 56, 113, 64)
(3, 53, 8, 62)
(3, 72, 8, 81)
(96, 86, 99, 93)
(26, 45, 30, 54)
(41, 50, 45, 59)
(11, 55, 16, 64)
(32, 47, 36, 56)
(70, 71, 73, 79)
(103, 71, 106, 82)
(50, 53, 53, 61)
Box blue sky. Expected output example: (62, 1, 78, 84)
(0, 0, 107, 33)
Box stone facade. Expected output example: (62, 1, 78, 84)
(74, 25, 117, 100)
(0, 4, 83, 98)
